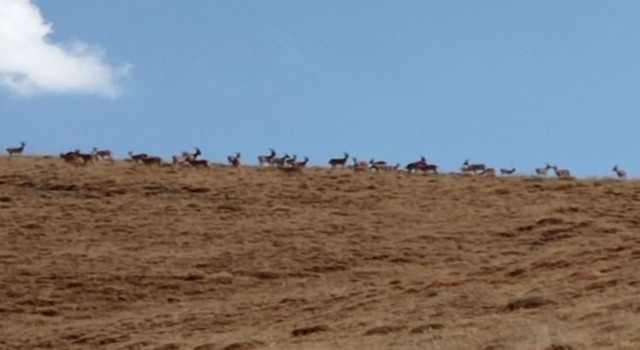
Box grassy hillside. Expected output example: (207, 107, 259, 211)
(1, 156, 639, 350)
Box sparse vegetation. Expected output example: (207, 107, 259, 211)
(0, 155, 638, 349)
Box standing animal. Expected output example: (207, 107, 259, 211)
(192, 147, 202, 160)
(370, 159, 387, 166)
(417, 163, 439, 175)
(294, 157, 309, 168)
(74, 150, 95, 164)
(173, 147, 201, 165)
(551, 165, 571, 178)
(271, 154, 290, 167)
(6, 142, 25, 157)
(461, 159, 486, 174)
(405, 156, 427, 173)
(285, 154, 298, 166)
(92, 147, 114, 162)
(60, 151, 83, 165)
(128, 151, 149, 163)
(499, 168, 516, 175)
(328, 152, 349, 168)
(228, 152, 241, 167)
(172, 153, 188, 165)
(535, 164, 551, 176)
(258, 148, 276, 166)
(613, 165, 627, 179)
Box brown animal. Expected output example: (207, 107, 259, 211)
(461, 159, 486, 174)
(187, 158, 209, 168)
(278, 164, 303, 174)
(92, 147, 113, 162)
(71, 149, 95, 164)
(128, 151, 149, 163)
(481, 168, 496, 176)
(141, 156, 163, 166)
(371, 162, 400, 172)
(6, 142, 25, 157)
(405, 156, 427, 173)
(352, 163, 368, 172)
(172, 153, 188, 165)
(173, 147, 200, 165)
(59, 151, 83, 165)
(352, 157, 368, 169)
(415, 162, 439, 175)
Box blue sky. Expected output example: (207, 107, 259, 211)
(2, 1, 640, 176)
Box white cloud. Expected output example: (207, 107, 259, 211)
(0, 0, 130, 97)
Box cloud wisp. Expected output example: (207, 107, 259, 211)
(0, 0, 130, 97)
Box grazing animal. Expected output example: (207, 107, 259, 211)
(128, 151, 149, 163)
(74, 150, 95, 164)
(352, 157, 368, 169)
(6, 142, 25, 157)
(60, 152, 83, 165)
(352, 163, 369, 172)
(60, 150, 78, 158)
(172, 153, 188, 165)
(258, 148, 276, 166)
(535, 164, 551, 176)
(328, 152, 349, 168)
(277, 164, 303, 174)
(613, 165, 627, 179)
(499, 168, 516, 175)
(187, 158, 208, 168)
(370, 159, 387, 166)
(228, 152, 241, 167)
(371, 162, 400, 172)
(92, 147, 113, 162)
(481, 168, 496, 176)
(461, 159, 486, 174)
(551, 165, 571, 178)
(141, 156, 163, 166)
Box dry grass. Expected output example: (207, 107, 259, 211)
(1, 156, 640, 349)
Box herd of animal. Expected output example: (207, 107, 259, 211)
(3, 141, 630, 179)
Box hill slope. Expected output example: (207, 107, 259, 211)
(1, 156, 639, 350)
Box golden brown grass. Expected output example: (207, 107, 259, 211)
(1, 156, 640, 349)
